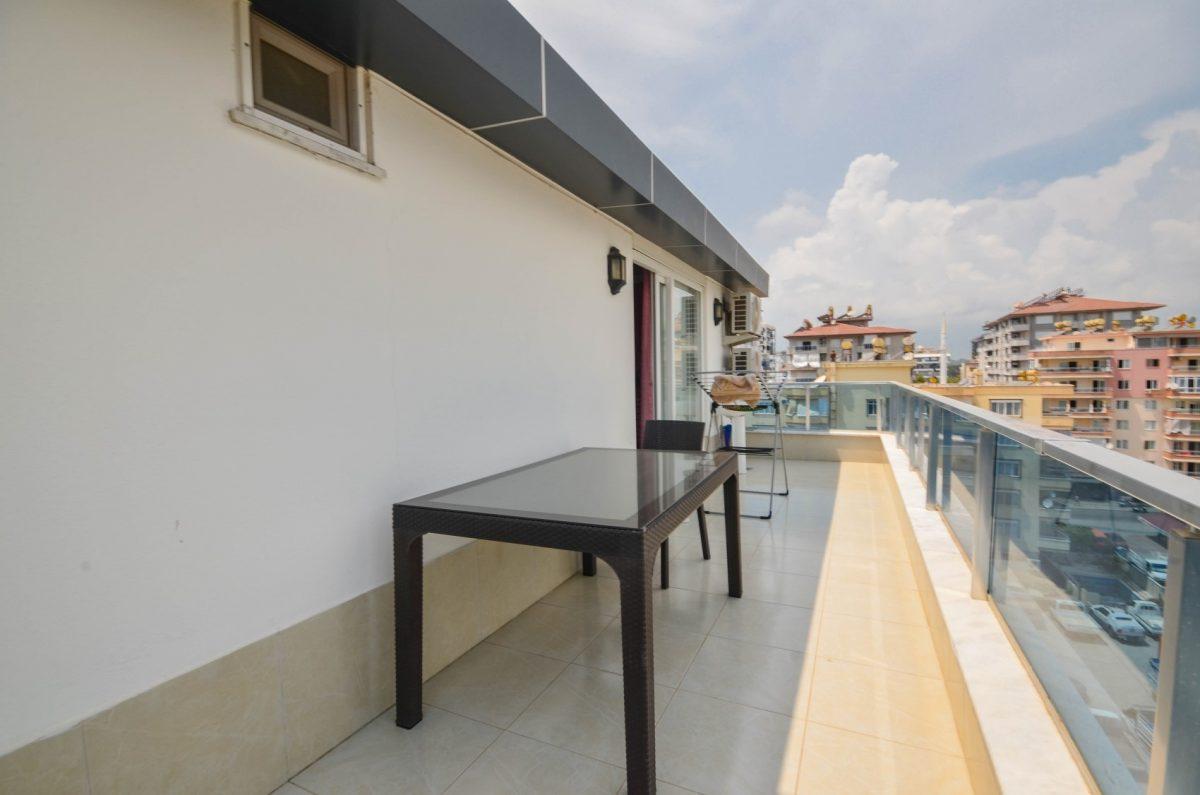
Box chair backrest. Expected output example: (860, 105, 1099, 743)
(642, 419, 705, 452)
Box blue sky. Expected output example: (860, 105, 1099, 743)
(509, 0, 1200, 354)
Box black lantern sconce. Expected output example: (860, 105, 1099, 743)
(713, 297, 728, 326)
(607, 247, 627, 294)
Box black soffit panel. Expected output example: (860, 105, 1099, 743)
(251, 0, 768, 296)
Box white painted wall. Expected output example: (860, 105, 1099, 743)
(0, 0, 728, 752)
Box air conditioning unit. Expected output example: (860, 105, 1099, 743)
(731, 347, 762, 373)
(729, 293, 762, 336)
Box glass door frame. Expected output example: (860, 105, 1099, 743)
(634, 253, 707, 422)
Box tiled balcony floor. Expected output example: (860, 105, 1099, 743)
(278, 461, 973, 795)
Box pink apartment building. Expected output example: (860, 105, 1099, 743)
(1031, 325, 1200, 477)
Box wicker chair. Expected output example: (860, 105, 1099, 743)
(642, 419, 711, 589)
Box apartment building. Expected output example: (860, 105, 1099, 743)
(783, 305, 914, 381)
(758, 323, 780, 371)
(973, 288, 1164, 383)
(1031, 324, 1200, 477)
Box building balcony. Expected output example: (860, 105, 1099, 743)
(1070, 427, 1111, 437)
(10, 384, 1200, 795)
(1039, 366, 1113, 376)
(1169, 366, 1200, 375)
(1164, 431, 1200, 441)
(1071, 387, 1112, 395)
(1163, 448, 1200, 461)
(1164, 408, 1200, 420)
(1031, 349, 1105, 359)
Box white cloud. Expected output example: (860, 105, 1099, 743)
(760, 111, 1200, 354)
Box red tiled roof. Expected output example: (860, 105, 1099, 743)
(989, 296, 1164, 325)
(785, 322, 915, 339)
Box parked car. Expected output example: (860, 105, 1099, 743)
(1090, 605, 1147, 643)
(1148, 657, 1160, 687)
(1115, 547, 1168, 585)
(1127, 600, 1164, 638)
(1051, 599, 1102, 639)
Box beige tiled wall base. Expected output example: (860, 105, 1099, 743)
(879, 436, 1092, 795)
(747, 429, 886, 463)
(0, 541, 577, 794)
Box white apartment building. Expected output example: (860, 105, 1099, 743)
(973, 288, 1163, 383)
(783, 306, 914, 381)
(0, 0, 768, 774)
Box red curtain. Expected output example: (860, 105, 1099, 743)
(633, 266, 654, 447)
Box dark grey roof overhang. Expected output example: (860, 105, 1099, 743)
(252, 0, 768, 296)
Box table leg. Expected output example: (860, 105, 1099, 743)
(723, 474, 742, 598)
(394, 532, 423, 729)
(611, 552, 657, 795)
(581, 552, 596, 577)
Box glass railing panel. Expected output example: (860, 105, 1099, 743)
(830, 383, 887, 431)
(939, 411, 980, 557)
(989, 438, 1179, 794)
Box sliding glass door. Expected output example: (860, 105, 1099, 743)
(672, 282, 701, 421)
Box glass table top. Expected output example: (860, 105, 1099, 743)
(401, 447, 734, 530)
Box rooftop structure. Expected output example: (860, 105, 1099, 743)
(783, 305, 916, 381)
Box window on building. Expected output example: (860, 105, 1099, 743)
(1144, 440, 1157, 451)
(865, 398, 878, 417)
(1115, 400, 1130, 410)
(1115, 440, 1129, 450)
(1117, 380, 1130, 390)
(1147, 358, 1160, 367)
(1145, 420, 1157, 431)
(251, 15, 354, 146)
(1067, 342, 1081, 350)
(1146, 379, 1159, 390)
(994, 489, 1021, 506)
(995, 517, 1022, 533)
(995, 459, 1022, 478)
(1144, 399, 1157, 410)
(990, 399, 1023, 417)
(1116, 420, 1129, 430)
(1117, 359, 1131, 369)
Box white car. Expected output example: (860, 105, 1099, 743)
(1090, 605, 1147, 644)
(1051, 599, 1102, 638)
(1127, 600, 1164, 638)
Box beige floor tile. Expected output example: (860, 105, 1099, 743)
(83, 635, 288, 794)
(423, 643, 566, 728)
(741, 569, 822, 609)
(656, 690, 801, 795)
(652, 587, 730, 635)
(817, 616, 942, 680)
(747, 545, 828, 577)
(825, 555, 919, 591)
(509, 664, 672, 767)
(754, 531, 831, 554)
(575, 618, 705, 687)
(619, 781, 700, 794)
(0, 728, 87, 795)
(820, 581, 928, 627)
(486, 602, 614, 661)
(827, 530, 911, 561)
(709, 599, 818, 653)
(807, 658, 962, 756)
(680, 635, 813, 717)
(293, 707, 498, 795)
(444, 732, 624, 795)
(662, 556, 732, 595)
(796, 723, 972, 794)
(539, 575, 622, 616)
(270, 784, 309, 795)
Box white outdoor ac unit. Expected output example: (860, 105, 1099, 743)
(731, 347, 762, 373)
(729, 293, 762, 336)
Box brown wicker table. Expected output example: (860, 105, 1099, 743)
(392, 447, 741, 795)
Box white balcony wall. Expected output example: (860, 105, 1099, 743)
(0, 0, 727, 752)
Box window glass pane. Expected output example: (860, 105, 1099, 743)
(672, 283, 700, 421)
(990, 442, 1180, 793)
(260, 40, 332, 126)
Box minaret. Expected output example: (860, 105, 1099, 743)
(939, 314, 949, 383)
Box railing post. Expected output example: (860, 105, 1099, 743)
(970, 429, 996, 600)
(1147, 532, 1200, 794)
(939, 411, 953, 507)
(906, 399, 918, 468)
(804, 385, 811, 431)
(925, 405, 941, 508)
